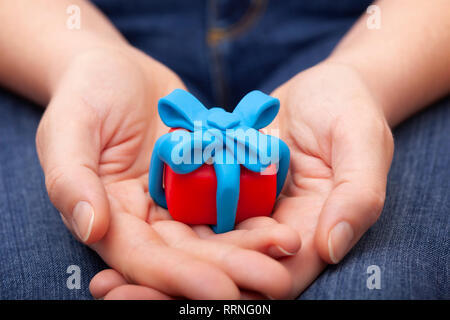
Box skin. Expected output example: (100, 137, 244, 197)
(0, 0, 449, 299)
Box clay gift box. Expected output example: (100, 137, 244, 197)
(149, 89, 290, 233)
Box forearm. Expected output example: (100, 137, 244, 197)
(328, 0, 450, 127)
(0, 0, 127, 105)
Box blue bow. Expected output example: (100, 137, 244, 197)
(149, 89, 290, 233)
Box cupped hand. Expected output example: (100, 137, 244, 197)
(91, 61, 394, 299)
(266, 61, 394, 296)
(36, 46, 300, 299)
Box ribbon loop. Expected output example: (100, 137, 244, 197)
(232, 90, 280, 129)
(158, 89, 207, 131)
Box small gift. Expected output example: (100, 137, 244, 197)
(149, 89, 290, 233)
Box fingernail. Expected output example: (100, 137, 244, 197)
(267, 245, 297, 257)
(328, 221, 354, 264)
(72, 201, 94, 242)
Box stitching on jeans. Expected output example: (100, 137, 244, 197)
(207, 0, 268, 46)
(206, 0, 268, 108)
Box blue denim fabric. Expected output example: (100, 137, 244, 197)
(0, 0, 448, 299)
(0, 91, 107, 299)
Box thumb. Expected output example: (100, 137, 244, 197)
(36, 94, 110, 244)
(315, 116, 394, 264)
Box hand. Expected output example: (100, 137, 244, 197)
(266, 61, 394, 296)
(90, 61, 393, 299)
(37, 46, 301, 299)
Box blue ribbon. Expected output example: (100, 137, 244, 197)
(149, 89, 290, 233)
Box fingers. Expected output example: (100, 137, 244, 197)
(92, 211, 240, 300)
(153, 221, 293, 299)
(37, 94, 109, 244)
(105, 285, 173, 300)
(90, 269, 172, 300)
(315, 114, 394, 264)
(92, 215, 297, 299)
(240, 290, 268, 300)
(92, 224, 298, 299)
(235, 216, 279, 229)
(90, 269, 265, 300)
(193, 221, 301, 259)
(90, 269, 128, 299)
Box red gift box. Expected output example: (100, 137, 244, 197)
(164, 163, 277, 225)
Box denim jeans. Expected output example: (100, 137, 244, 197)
(0, 0, 448, 299)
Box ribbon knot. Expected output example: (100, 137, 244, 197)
(149, 89, 290, 233)
(207, 108, 241, 130)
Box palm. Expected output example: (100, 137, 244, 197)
(91, 107, 301, 299)
(89, 85, 332, 298)
(269, 118, 334, 296)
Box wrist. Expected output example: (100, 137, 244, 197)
(47, 38, 133, 96)
(51, 41, 180, 101)
(320, 57, 395, 126)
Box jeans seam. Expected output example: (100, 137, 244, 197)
(206, 0, 268, 107)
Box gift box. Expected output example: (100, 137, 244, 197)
(149, 89, 290, 233)
(164, 159, 277, 225)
